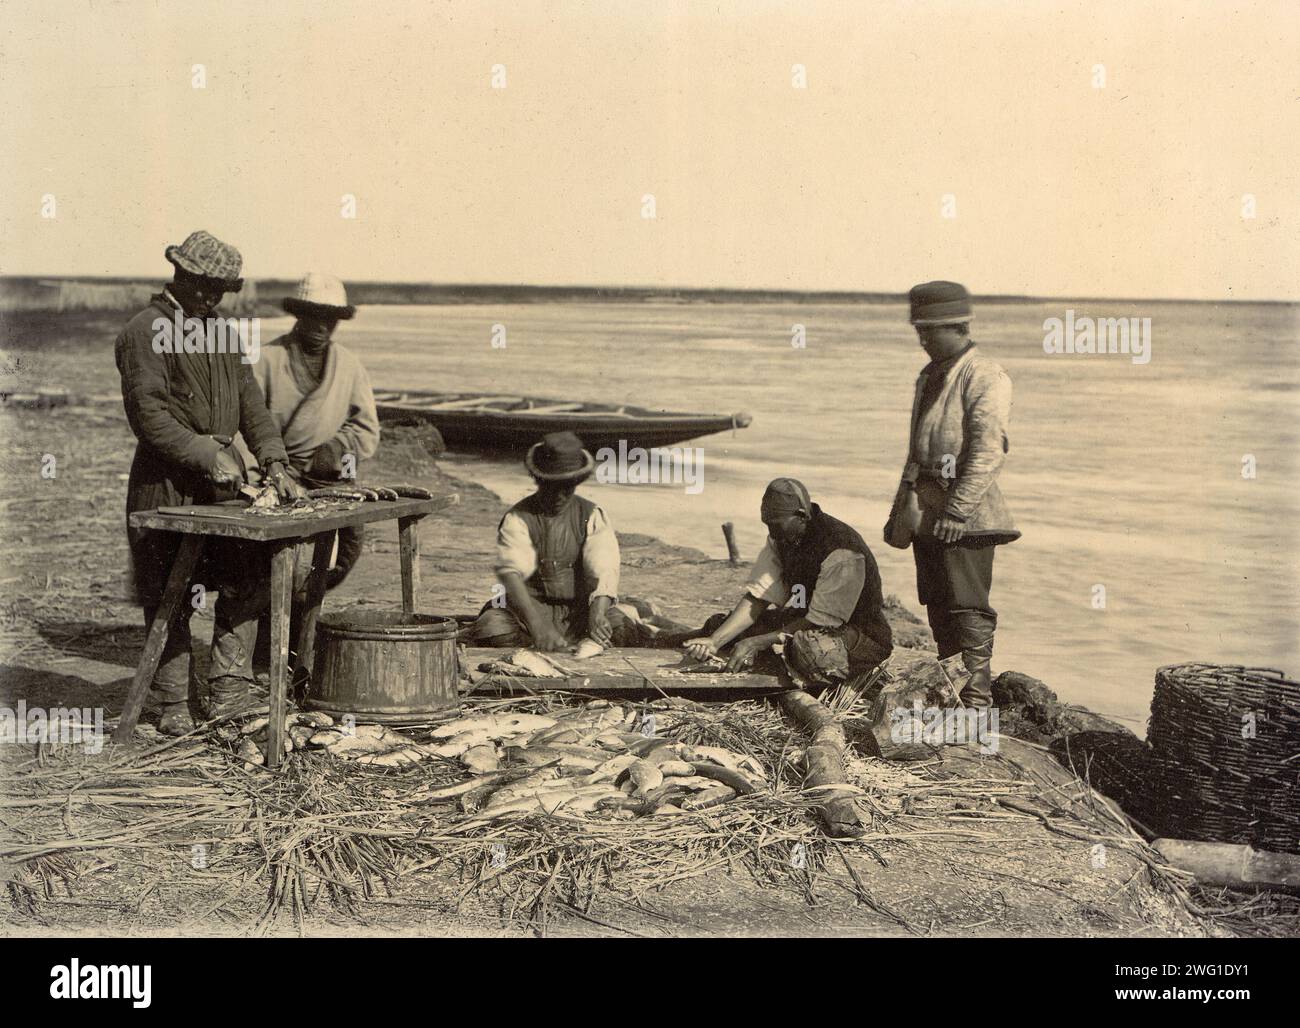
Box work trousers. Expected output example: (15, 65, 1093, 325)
(469, 598, 647, 648)
(912, 537, 997, 652)
(148, 539, 316, 704)
(913, 536, 999, 705)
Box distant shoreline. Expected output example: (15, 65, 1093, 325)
(2, 276, 1296, 313)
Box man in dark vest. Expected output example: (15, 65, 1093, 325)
(468, 432, 649, 651)
(682, 478, 893, 687)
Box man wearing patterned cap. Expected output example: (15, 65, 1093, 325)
(115, 231, 303, 734)
(682, 478, 893, 688)
(234, 272, 379, 589)
(883, 281, 1020, 708)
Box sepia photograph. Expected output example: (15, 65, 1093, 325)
(0, 0, 1296, 993)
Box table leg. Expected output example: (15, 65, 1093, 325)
(398, 515, 422, 616)
(266, 540, 297, 770)
(293, 533, 333, 689)
(113, 535, 205, 744)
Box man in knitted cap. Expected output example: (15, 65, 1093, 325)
(681, 478, 893, 688)
(467, 432, 661, 652)
(883, 281, 1020, 707)
(115, 231, 303, 734)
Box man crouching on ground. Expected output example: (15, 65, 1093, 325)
(467, 432, 658, 652)
(680, 478, 893, 688)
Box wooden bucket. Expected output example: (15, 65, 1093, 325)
(306, 611, 459, 723)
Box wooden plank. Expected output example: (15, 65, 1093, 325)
(777, 690, 864, 838)
(398, 515, 421, 615)
(129, 495, 457, 541)
(292, 533, 334, 687)
(265, 542, 297, 770)
(461, 647, 786, 698)
(112, 536, 206, 743)
(1153, 839, 1300, 892)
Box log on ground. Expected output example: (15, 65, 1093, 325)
(776, 688, 864, 838)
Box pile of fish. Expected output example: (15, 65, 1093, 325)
(231, 710, 337, 766)
(424, 703, 767, 821)
(234, 700, 769, 820)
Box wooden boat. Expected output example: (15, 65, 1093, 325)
(374, 390, 752, 453)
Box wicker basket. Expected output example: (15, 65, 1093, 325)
(1148, 663, 1300, 854)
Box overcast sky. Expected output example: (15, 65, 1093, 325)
(3, 0, 1297, 300)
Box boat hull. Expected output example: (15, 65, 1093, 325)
(375, 392, 749, 454)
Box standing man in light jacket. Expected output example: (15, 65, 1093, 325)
(234, 272, 379, 588)
(884, 281, 1020, 707)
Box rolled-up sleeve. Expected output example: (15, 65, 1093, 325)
(494, 513, 536, 580)
(744, 540, 790, 606)
(806, 549, 866, 628)
(582, 506, 620, 601)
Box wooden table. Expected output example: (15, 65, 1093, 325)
(116, 495, 458, 767)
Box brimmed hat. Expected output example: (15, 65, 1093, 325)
(283, 271, 356, 320)
(909, 280, 974, 326)
(165, 230, 244, 291)
(525, 432, 595, 482)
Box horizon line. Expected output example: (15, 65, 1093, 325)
(2, 273, 1296, 307)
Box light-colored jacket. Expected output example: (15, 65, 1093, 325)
(234, 335, 379, 479)
(903, 345, 1019, 541)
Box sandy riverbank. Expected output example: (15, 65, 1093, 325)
(0, 311, 1282, 937)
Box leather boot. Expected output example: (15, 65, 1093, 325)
(207, 676, 252, 719)
(926, 606, 962, 659)
(157, 700, 196, 736)
(953, 609, 996, 708)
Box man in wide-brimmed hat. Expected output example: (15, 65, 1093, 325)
(679, 478, 893, 687)
(468, 432, 655, 651)
(234, 271, 378, 589)
(882, 281, 1020, 708)
(115, 231, 303, 734)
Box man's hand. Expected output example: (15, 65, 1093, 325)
(265, 462, 305, 503)
(933, 515, 968, 544)
(529, 621, 570, 653)
(308, 439, 346, 479)
(588, 610, 614, 647)
(726, 637, 764, 672)
(209, 446, 244, 485)
(683, 637, 719, 662)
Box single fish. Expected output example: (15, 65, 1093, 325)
(618, 759, 664, 798)
(460, 744, 500, 774)
(682, 785, 737, 810)
(572, 638, 604, 660)
(589, 753, 640, 782)
(504, 745, 601, 770)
